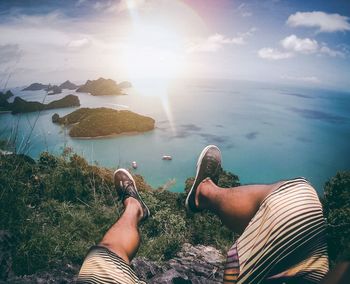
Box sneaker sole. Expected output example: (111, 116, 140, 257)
(114, 168, 151, 218)
(185, 145, 221, 212)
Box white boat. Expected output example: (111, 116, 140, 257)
(131, 161, 137, 169)
(162, 155, 172, 160)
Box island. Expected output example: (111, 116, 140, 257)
(22, 83, 49, 91)
(59, 80, 79, 90)
(46, 85, 62, 95)
(76, 78, 130, 96)
(52, 107, 155, 138)
(0, 90, 14, 111)
(22, 80, 79, 93)
(10, 94, 80, 114)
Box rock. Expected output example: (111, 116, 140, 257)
(22, 83, 48, 91)
(2, 243, 224, 283)
(132, 243, 225, 283)
(59, 80, 79, 90)
(0, 91, 13, 110)
(46, 85, 62, 95)
(76, 78, 123, 96)
(52, 113, 59, 123)
(131, 258, 163, 280)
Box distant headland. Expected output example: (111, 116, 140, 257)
(52, 107, 154, 138)
(21, 78, 132, 96)
(76, 78, 132, 96)
(0, 91, 80, 114)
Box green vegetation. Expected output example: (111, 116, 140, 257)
(76, 78, 127, 96)
(8, 95, 80, 114)
(322, 171, 350, 265)
(52, 107, 155, 138)
(0, 151, 236, 276)
(0, 150, 348, 278)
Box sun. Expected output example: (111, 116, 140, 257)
(123, 25, 186, 82)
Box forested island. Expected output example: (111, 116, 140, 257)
(52, 107, 155, 138)
(0, 91, 80, 114)
(76, 78, 131, 96)
(10, 95, 80, 114)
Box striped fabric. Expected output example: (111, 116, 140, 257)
(224, 178, 329, 284)
(77, 246, 145, 284)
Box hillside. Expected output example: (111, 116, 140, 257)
(0, 151, 349, 282)
(76, 78, 130, 96)
(52, 107, 155, 138)
(10, 95, 80, 114)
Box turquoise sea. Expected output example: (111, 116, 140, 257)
(1, 79, 349, 193)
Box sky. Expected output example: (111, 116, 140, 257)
(0, 0, 350, 90)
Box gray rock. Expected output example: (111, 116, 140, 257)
(132, 243, 225, 283)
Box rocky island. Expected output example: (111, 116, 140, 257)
(76, 78, 132, 96)
(46, 84, 62, 95)
(22, 83, 48, 91)
(22, 80, 79, 93)
(0, 90, 14, 111)
(52, 107, 155, 138)
(11, 95, 80, 114)
(59, 80, 79, 90)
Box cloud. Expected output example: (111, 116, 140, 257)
(281, 34, 318, 54)
(187, 28, 256, 53)
(91, 0, 145, 13)
(319, 45, 345, 57)
(67, 38, 91, 49)
(237, 3, 252, 17)
(259, 34, 345, 59)
(0, 44, 22, 64)
(287, 11, 350, 33)
(281, 75, 320, 84)
(258, 48, 293, 60)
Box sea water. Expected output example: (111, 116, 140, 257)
(1, 79, 349, 193)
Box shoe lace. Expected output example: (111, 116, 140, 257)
(206, 156, 218, 174)
(120, 180, 135, 198)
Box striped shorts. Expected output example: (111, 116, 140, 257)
(77, 246, 145, 284)
(223, 178, 329, 283)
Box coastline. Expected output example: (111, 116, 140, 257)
(70, 130, 152, 140)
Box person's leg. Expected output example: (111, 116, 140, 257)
(97, 169, 149, 264)
(77, 169, 149, 284)
(99, 198, 143, 264)
(195, 178, 282, 234)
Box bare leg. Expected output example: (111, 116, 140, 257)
(99, 198, 143, 264)
(196, 179, 282, 234)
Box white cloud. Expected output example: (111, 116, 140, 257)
(187, 28, 256, 53)
(237, 3, 252, 17)
(116, 0, 146, 12)
(281, 74, 320, 84)
(187, 33, 245, 53)
(258, 48, 293, 60)
(287, 11, 350, 32)
(0, 44, 22, 64)
(91, 0, 145, 13)
(281, 34, 318, 54)
(319, 45, 345, 57)
(67, 38, 91, 49)
(259, 34, 345, 60)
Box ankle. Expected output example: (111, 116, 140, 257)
(195, 178, 214, 210)
(124, 198, 143, 221)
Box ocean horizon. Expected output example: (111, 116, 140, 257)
(1, 78, 349, 193)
